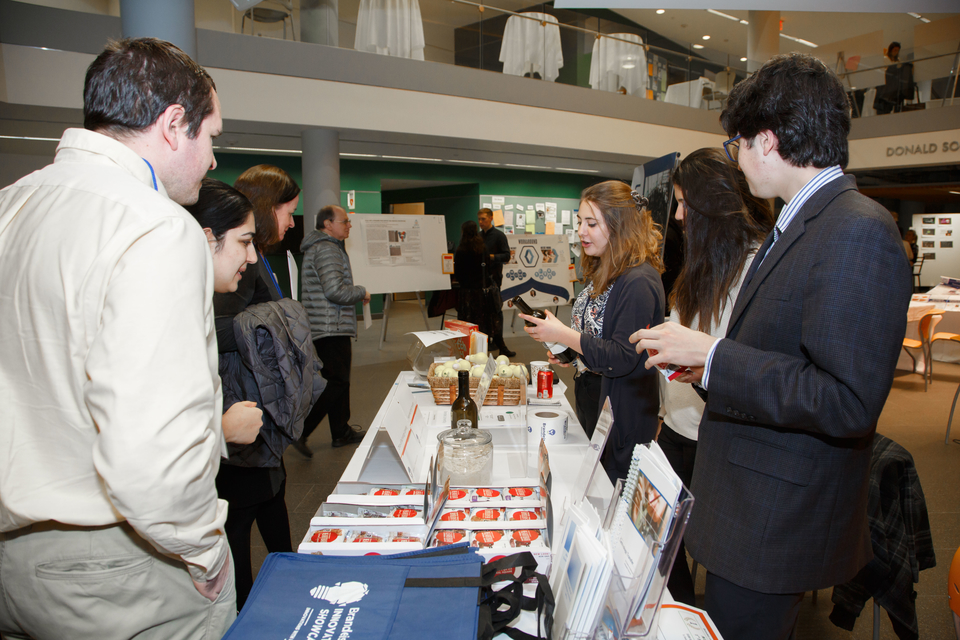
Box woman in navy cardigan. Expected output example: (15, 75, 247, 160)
(520, 180, 664, 482)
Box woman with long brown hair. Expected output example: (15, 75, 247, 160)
(657, 147, 773, 605)
(520, 180, 664, 482)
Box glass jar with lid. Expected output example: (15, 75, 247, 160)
(436, 425, 493, 487)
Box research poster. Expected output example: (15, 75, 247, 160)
(363, 218, 424, 266)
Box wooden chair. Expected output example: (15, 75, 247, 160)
(902, 311, 942, 391)
(943, 334, 960, 444)
(928, 325, 960, 385)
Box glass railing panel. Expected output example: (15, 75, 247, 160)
(838, 45, 959, 117)
(228, 1, 960, 120)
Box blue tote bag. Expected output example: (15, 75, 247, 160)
(223, 546, 483, 640)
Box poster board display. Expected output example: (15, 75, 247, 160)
(913, 213, 960, 288)
(345, 214, 451, 295)
(501, 234, 575, 308)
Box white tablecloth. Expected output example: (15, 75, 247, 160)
(663, 77, 714, 109)
(354, 0, 425, 60)
(899, 296, 960, 371)
(589, 33, 647, 97)
(322, 372, 705, 638)
(499, 12, 563, 82)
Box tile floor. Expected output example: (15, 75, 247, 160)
(250, 300, 959, 639)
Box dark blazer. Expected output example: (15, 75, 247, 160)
(579, 263, 664, 482)
(685, 175, 912, 594)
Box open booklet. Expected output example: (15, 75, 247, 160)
(610, 441, 682, 595)
(550, 439, 692, 639)
(598, 442, 693, 639)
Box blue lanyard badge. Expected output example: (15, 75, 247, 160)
(259, 249, 284, 298)
(142, 159, 158, 191)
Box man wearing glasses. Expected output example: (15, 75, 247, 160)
(298, 205, 370, 454)
(633, 53, 911, 639)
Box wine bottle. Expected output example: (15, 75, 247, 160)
(451, 370, 479, 430)
(510, 296, 579, 365)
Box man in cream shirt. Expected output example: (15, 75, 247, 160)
(0, 38, 234, 639)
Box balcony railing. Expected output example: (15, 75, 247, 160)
(234, 0, 959, 117)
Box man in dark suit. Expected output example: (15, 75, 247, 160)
(478, 207, 516, 357)
(632, 53, 912, 640)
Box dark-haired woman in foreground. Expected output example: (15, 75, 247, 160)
(186, 178, 264, 447)
(657, 148, 774, 604)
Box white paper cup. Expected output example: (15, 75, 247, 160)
(530, 361, 550, 383)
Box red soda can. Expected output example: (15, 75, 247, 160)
(537, 370, 553, 399)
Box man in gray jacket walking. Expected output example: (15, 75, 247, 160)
(297, 205, 370, 454)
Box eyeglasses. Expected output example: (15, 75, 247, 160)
(723, 134, 742, 164)
(333, 218, 351, 225)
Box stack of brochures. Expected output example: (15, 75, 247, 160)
(550, 442, 694, 639)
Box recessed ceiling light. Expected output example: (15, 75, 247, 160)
(739, 19, 749, 24)
(740, 57, 747, 62)
(449, 159, 500, 165)
(505, 163, 550, 169)
(213, 145, 301, 155)
(702, 35, 711, 40)
(707, 9, 740, 22)
(656, 9, 665, 14)
(906, 12, 929, 21)
(0, 135, 60, 142)
(951, 191, 960, 195)
(692, 44, 704, 49)
(556, 168, 600, 173)
(779, 33, 817, 48)
(340, 152, 379, 158)
(381, 155, 443, 162)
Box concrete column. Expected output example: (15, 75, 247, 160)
(120, 0, 197, 60)
(301, 0, 339, 47)
(302, 128, 341, 232)
(746, 10, 779, 74)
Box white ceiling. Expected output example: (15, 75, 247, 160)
(608, 9, 957, 64)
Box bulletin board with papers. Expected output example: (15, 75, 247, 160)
(344, 214, 451, 295)
(479, 195, 582, 239)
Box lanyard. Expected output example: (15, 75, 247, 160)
(258, 249, 284, 298)
(142, 159, 158, 191)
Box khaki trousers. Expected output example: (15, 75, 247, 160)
(0, 522, 236, 640)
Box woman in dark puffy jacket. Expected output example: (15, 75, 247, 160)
(297, 204, 369, 453)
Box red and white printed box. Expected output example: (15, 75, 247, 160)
(443, 319, 479, 359)
(298, 526, 425, 555)
(430, 528, 552, 578)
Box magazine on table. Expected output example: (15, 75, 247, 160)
(596, 442, 691, 639)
